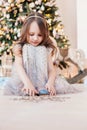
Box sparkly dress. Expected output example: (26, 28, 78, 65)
(4, 44, 84, 95)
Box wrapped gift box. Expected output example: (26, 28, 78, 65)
(0, 53, 13, 77)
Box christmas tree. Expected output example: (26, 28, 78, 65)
(0, 0, 69, 55)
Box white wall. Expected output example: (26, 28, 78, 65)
(77, 0, 87, 57)
(56, 0, 87, 57)
(56, 0, 77, 48)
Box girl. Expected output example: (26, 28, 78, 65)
(4, 12, 85, 96)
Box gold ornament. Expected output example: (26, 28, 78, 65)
(6, 6, 12, 12)
(8, 0, 14, 3)
(10, 3, 15, 7)
(45, 14, 51, 18)
(43, 0, 47, 2)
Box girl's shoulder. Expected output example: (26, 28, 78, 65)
(13, 44, 22, 56)
(13, 43, 22, 49)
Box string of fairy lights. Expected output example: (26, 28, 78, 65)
(0, 0, 69, 56)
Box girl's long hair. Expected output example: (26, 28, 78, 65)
(17, 12, 57, 58)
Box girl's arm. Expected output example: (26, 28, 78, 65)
(45, 53, 57, 95)
(13, 45, 38, 96)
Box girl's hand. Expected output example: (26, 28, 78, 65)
(45, 83, 56, 96)
(22, 85, 39, 96)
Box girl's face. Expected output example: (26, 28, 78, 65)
(28, 21, 43, 46)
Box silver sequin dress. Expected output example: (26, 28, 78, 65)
(4, 44, 84, 95)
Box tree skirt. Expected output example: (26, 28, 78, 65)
(0, 77, 10, 89)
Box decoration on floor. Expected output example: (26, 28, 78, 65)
(13, 95, 70, 103)
(0, 77, 10, 88)
(0, 52, 12, 77)
(67, 68, 87, 84)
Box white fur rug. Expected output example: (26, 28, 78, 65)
(0, 89, 87, 130)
